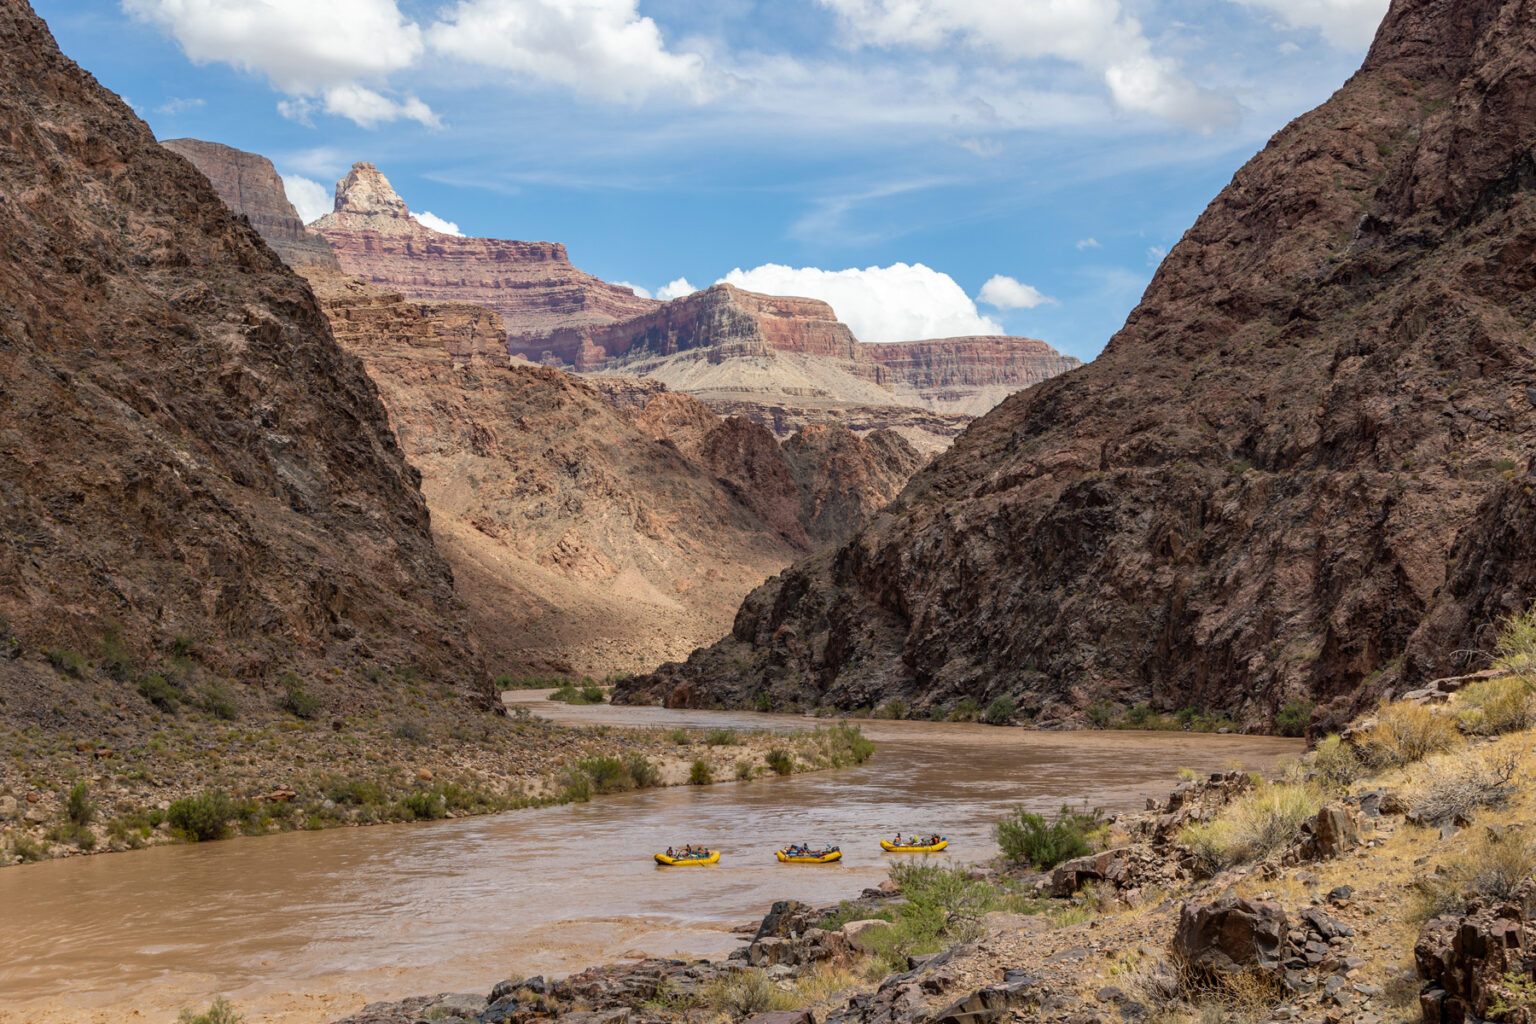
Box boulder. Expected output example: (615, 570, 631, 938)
(744, 1012, 815, 1024)
(755, 899, 816, 941)
(1050, 849, 1132, 897)
(1296, 805, 1360, 861)
(1416, 885, 1536, 1023)
(0, 795, 16, 820)
(1173, 898, 1288, 976)
(421, 993, 486, 1019)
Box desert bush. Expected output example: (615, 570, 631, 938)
(392, 720, 428, 744)
(750, 692, 773, 712)
(735, 760, 753, 780)
(1457, 676, 1534, 736)
(1410, 750, 1519, 827)
(700, 970, 790, 1015)
(1275, 699, 1313, 737)
(548, 683, 605, 704)
(137, 672, 181, 712)
(8, 832, 48, 863)
(688, 759, 712, 785)
(982, 695, 1017, 725)
(807, 722, 875, 766)
(98, 627, 135, 681)
(877, 698, 907, 719)
(197, 682, 239, 720)
(1309, 734, 1361, 791)
(1412, 830, 1536, 923)
(1359, 701, 1458, 768)
(667, 728, 692, 745)
(950, 696, 980, 721)
(561, 772, 592, 803)
(995, 803, 1103, 869)
(704, 728, 739, 746)
(397, 791, 447, 821)
(1178, 819, 1238, 876)
(327, 779, 386, 806)
(1494, 602, 1536, 681)
(1178, 784, 1320, 868)
(66, 781, 94, 827)
(765, 748, 794, 775)
(1085, 699, 1116, 728)
(45, 647, 87, 678)
(167, 790, 238, 842)
(578, 755, 635, 794)
(627, 753, 662, 788)
(277, 674, 320, 720)
(177, 997, 241, 1024)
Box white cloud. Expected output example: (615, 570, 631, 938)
(1076, 238, 1102, 250)
(978, 275, 1050, 310)
(655, 277, 698, 301)
(154, 96, 204, 115)
(815, 0, 1236, 130)
(1147, 245, 1168, 265)
(123, 0, 437, 128)
(720, 263, 1004, 344)
(427, 0, 710, 103)
(1226, 0, 1389, 49)
(281, 173, 332, 223)
(614, 281, 653, 300)
(412, 211, 464, 236)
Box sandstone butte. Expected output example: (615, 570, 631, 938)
(517, 281, 1082, 451)
(616, 0, 1536, 732)
(306, 160, 1079, 452)
(164, 140, 926, 677)
(0, 0, 493, 723)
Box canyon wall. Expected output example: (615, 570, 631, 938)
(616, 0, 1536, 729)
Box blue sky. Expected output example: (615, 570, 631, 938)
(36, 0, 1387, 361)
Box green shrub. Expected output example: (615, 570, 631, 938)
(579, 683, 605, 704)
(9, 832, 48, 863)
(327, 779, 386, 806)
(688, 759, 713, 785)
(578, 755, 635, 794)
(168, 791, 238, 842)
(277, 674, 320, 720)
(1085, 699, 1117, 728)
(1457, 676, 1534, 736)
(398, 791, 447, 820)
(98, 628, 135, 682)
(561, 772, 592, 803)
(1275, 699, 1314, 737)
(735, 760, 753, 780)
(177, 997, 242, 1024)
(1178, 783, 1321, 867)
(138, 672, 181, 712)
(627, 753, 662, 788)
(807, 722, 875, 766)
(550, 682, 606, 705)
(198, 682, 239, 720)
(982, 695, 1017, 725)
(66, 781, 95, 827)
(668, 728, 693, 745)
(995, 803, 1103, 869)
(951, 697, 980, 721)
(704, 728, 739, 746)
(765, 748, 794, 775)
(46, 647, 87, 678)
(878, 699, 907, 720)
(751, 692, 773, 713)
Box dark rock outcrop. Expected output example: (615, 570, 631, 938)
(1173, 898, 1288, 976)
(1416, 882, 1536, 1023)
(0, 0, 486, 709)
(615, 0, 1536, 724)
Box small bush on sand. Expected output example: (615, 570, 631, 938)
(168, 790, 238, 842)
(177, 997, 242, 1024)
(1457, 676, 1534, 736)
(667, 728, 692, 745)
(578, 755, 635, 794)
(704, 728, 738, 746)
(735, 760, 753, 780)
(765, 748, 794, 775)
(1359, 701, 1458, 768)
(996, 803, 1103, 869)
(1410, 750, 1518, 827)
(688, 759, 712, 785)
(627, 753, 662, 788)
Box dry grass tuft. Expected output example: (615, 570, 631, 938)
(1411, 829, 1536, 923)
(1358, 701, 1459, 768)
(1308, 733, 1361, 791)
(1457, 676, 1535, 736)
(1177, 783, 1321, 872)
(1410, 750, 1519, 827)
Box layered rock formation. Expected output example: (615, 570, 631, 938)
(544, 283, 1075, 452)
(160, 138, 340, 270)
(616, 0, 1536, 726)
(0, 0, 487, 714)
(312, 163, 657, 337)
(304, 270, 917, 676)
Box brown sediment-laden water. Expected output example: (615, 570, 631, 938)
(0, 694, 1301, 1024)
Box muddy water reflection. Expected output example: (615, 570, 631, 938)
(0, 696, 1300, 1022)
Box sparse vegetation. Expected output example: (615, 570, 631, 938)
(1178, 783, 1322, 872)
(626, 753, 662, 789)
(1456, 675, 1534, 736)
(65, 781, 94, 827)
(550, 682, 606, 705)
(392, 720, 428, 744)
(700, 969, 790, 1015)
(577, 754, 635, 794)
(1409, 749, 1518, 827)
(1358, 700, 1458, 768)
(45, 647, 87, 678)
(995, 803, 1104, 869)
(1275, 699, 1314, 737)
(765, 748, 794, 775)
(704, 727, 739, 746)
(277, 674, 320, 720)
(1493, 601, 1536, 681)
(688, 758, 712, 785)
(138, 672, 181, 712)
(1309, 733, 1361, 790)
(177, 997, 242, 1024)
(1412, 829, 1536, 923)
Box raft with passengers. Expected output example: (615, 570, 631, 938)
(654, 833, 948, 864)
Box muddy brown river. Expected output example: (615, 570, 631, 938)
(0, 696, 1301, 1023)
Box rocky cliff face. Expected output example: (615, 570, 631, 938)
(160, 138, 340, 270)
(0, 0, 488, 716)
(867, 336, 1084, 416)
(312, 163, 657, 337)
(616, 0, 1536, 726)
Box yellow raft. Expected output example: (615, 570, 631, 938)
(776, 848, 842, 863)
(880, 839, 949, 853)
(655, 850, 720, 866)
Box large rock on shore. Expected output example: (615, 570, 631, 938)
(614, 0, 1536, 724)
(1173, 898, 1288, 976)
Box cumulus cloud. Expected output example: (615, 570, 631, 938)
(656, 277, 698, 301)
(154, 96, 204, 115)
(1076, 238, 1102, 250)
(123, 0, 437, 128)
(427, 0, 710, 103)
(412, 211, 464, 235)
(978, 275, 1050, 310)
(720, 263, 1003, 344)
(281, 173, 332, 223)
(1226, 0, 1389, 49)
(815, 0, 1236, 130)
(615, 282, 653, 299)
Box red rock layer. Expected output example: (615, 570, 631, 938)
(616, 0, 1536, 727)
(0, 0, 487, 712)
(863, 336, 1082, 391)
(161, 138, 340, 270)
(311, 163, 656, 338)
